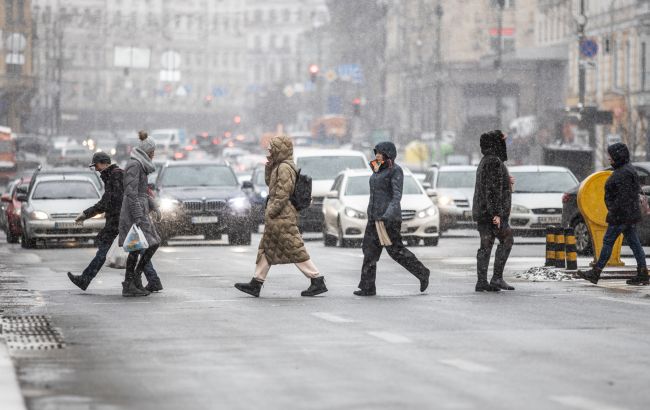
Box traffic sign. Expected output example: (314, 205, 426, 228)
(580, 39, 598, 58)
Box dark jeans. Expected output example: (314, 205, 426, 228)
(126, 244, 160, 279)
(83, 234, 159, 282)
(358, 221, 430, 290)
(596, 224, 646, 269)
(477, 222, 514, 281)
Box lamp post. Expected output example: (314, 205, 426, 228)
(434, 3, 443, 163)
(495, 0, 505, 129)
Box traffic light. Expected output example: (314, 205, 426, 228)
(309, 64, 319, 83)
(352, 98, 361, 116)
(204, 95, 213, 107)
(233, 115, 242, 125)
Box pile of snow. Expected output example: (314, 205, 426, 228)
(514, 266, 575, 282)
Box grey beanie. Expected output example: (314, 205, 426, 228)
(139, 135, 156, 155)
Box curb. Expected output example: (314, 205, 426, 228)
(0, 333, 27, 410)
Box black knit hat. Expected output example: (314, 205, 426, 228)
(88, 151, 111, 167)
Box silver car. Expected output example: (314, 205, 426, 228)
(19, 175, 105, 248)
(424, 165, 477, 232)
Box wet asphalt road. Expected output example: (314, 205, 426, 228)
(1, 233, 649, 410)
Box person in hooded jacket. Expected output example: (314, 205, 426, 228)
(472, 130, 515, 292)
(118, 132, 162, 297)
(234, 135, 328, 297)
(578, 142, 648, 285)
(353, 141, 430, 296)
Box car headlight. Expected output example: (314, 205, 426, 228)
(417, 206, 438, 218)
(110, 148, 117, 155)
(437, 195, 453, 206)
(30, 210, 49, 220)
(344, 207, 367, 219)
(14, 208, 21, 216)
(260, 190, 268, 198)
(229, 197, 250, 211)
(91, 213, 104, 219)
(511, 204, 530, 214)
(159, 197, 180, 212)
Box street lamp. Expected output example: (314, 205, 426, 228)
(495, 0, 505, 129)
(434, 3, 444, 163)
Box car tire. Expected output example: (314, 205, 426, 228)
(424, 237, 439, 246)
(323, 226, 337, 247)
(6, 229, 19, 244)
(337, 218, 353, 248)
(21, 231, 35, 249)
(572, 218, 593, 255)
(228, 230, 251, 246)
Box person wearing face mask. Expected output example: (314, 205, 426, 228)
(353, 141, 430, 296)
(472, 130, 515, 292)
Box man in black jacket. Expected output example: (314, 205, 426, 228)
(472, 130, 515, 292)
(354, 141, 430, 296)
(578, 143, 648, 285)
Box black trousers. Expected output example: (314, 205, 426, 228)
(359, 221, 430, 290)
(476, 222, 514, 282)
(126, 244, 160, 278)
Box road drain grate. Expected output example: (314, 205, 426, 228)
(1, 315, 65, 350)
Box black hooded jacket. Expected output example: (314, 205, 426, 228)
(367, 141, 403, 221)
(83, 164, 124, 233)
(604, 143, 642, 225)
(472, 130, 511, 224)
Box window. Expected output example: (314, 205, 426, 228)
(160, 166, 239, 187)
(32, 181, 99, 200)
(491, 0, 515, 8)
(5, 0, 13, 24)
(614, 38, 621, 88)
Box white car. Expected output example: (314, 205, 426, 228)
(424, 165, 477, 232)
(322, 169, 440, 247)
(19, 175, 105, 248)
(294, 148, 370, 232)
(508, 165, 579, 235)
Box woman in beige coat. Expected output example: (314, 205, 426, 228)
(234, 135, 327, 297)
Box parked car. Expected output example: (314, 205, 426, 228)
(244, 165, 268, 229)
(294, 148, 370, 232)
(423, 165, 477, 232)
(153, 161, 254, 245)
(27, 167, 104, 197)
(1, 176, 30, 243)
(322, 169, 440, 247)
(562, 162, 650, 254)
(19, 175, 106, 248)
(508, 165, 579, 236)
(151, 128, 186, 157)
(49, 145, 91, 167)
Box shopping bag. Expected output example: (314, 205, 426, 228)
(106, 237, 127, 269)
(375, 221, 393, 247)
(122, 224, 149, 252)
(640, 194, 650, 216)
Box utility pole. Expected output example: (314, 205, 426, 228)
(495, 0, 505, 129)
(577, 0, 586, 109)
(434, 3, 443, 163)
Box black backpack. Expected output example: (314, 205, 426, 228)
(290, 168, 312, 211)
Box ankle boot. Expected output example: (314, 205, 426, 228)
(301, 276, 328, 297)
(490, 274, 515, 290)
(419, 269, 430, 292)
(476, 270, 500, 292)
(133, 271, 147, 292)
(67, 272, 92, 291)
(122, 270, 150, 297)
(578, 266, 602, 284)
(145, 277, 164, 292)
(626, 267, 649, 286)
(234, 278, 263, 297)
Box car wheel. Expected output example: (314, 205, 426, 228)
(323, 225, 337, 247)
(572, 218, 593, 256)
(337, 217, 353, 248)
(228, 230, 251, 246)
(424, 237, 439, 246)
(21, 231, 35, 249)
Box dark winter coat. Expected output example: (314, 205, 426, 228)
(257, 135, 310, 265)
(605, 143, 642, 225)
(367, 141, 403, 222)
(83, 164, 124, 244)
(118, 151, 160, 248)
(472, 130, 511, 225)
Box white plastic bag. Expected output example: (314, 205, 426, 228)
(122, 224, 149, 252)
(106, 237, 127, 269)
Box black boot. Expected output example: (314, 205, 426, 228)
(234, 278, 263, 297)
(626, 267, 649, 286)
(301, 276, 328, 297)
(490, 274, 515, 290)
(133, 272, 147, 292)
(67, 272, 92, 291)
(419, 270, 430, 292)
(145, 277, 164, 292)
(122, 271, 150, 297)
(353, 286, 376, 296)
(475, 280, 501, 292)
(577, 266, 602, 284)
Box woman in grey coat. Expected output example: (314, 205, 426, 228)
(118, 132, 161, 297)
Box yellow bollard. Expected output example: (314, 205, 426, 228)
(577, 171, 624, 267)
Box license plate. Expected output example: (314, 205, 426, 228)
(539, 216, 561, 224)
(54, 222, 76, 229)
(191, 216, 219, 224)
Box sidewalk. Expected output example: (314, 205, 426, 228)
(0, 337, 27, 410)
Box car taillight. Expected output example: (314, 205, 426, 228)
(562, 193, 571, 203)
(174, 152, 185, 160)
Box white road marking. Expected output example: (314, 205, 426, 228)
(549, 395, 627, 410)
(181, 299, 241, 303)
(597, 296, 650, 306)
(311, 312, 354, 323)
(439, 359, 495, 373)
(367, 331, 411, 343)
(92, 302, 150, 305)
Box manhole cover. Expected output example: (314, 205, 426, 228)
(1, 315, 65, 350)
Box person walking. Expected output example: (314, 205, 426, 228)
(353, 141, 430, 296)
(234, 135, 327, 297)
(118, 132, 162, 297)
(472, 130, 515, 292)
(578, 142, 648, 286)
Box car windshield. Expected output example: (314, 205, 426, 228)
(511, 171, 578, 193)
(32, 181, 99, 200)
(297, 156, 367, 180)
(161, 165, 238, 187)
(344, 175, 422, 195)
(437, 171, 476, 188)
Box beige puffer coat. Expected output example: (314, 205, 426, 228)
(257, 136, 310, 265)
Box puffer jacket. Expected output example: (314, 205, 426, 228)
(367, 141, 403, 222)
(605, 142, 642, 225)
(257, 135, 310, 265)
(82, 164, 123, 243)
(472, 130, 511, 225)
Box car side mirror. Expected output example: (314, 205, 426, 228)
(16, 185, 28, 195)
(16, 194, 27, 202)
(426, 189, 437, 199)
(242, 181, 254, 190)
(326, 190, 339, 199)
(422, 182, 432, 189)
(1, 193, 11, 203)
